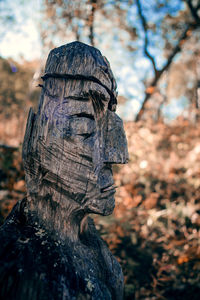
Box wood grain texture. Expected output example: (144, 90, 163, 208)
(0, 41, 128, 300)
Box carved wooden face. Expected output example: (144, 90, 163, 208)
(23, 42, 128, 216)
(33, 83, 128, 215)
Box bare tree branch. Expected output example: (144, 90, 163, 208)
(135, 1, 200, 122)
(88, 0, 97, 46)
(161, 24, 193, 73)
(185, 0, 200, 24)
(74, 25, 80, 42)
(136, 0, 157, 75)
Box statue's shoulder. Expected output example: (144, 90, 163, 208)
(82, 217, 124, 299)
(0, 212, 123, 300)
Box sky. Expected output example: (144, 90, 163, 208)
(0, 0, 190, 121)
(1, 19, 41, 60)
(0, 0, 42, 61)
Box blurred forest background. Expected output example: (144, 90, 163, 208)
(0, 0, 200, 299)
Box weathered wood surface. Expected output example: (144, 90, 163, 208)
(0, 41, 128, 300)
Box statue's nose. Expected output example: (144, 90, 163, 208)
(103, 111, 129, 165)
(104, 142, 129, 164)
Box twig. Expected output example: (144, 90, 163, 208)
(185, 0, 200, 24)
(88, 0, 97, 46)
(136, 0, 157, 75)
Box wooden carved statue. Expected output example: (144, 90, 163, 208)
(0, 41, 128, 300)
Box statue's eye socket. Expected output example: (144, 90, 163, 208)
(73, 113, 94, 120)
(69, 115, 96, 136)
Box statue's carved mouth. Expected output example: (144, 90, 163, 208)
(100, 184, 116, 193)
